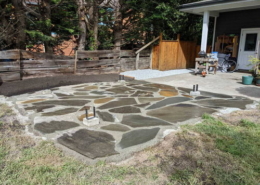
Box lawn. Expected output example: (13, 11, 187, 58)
(0, 103, 259, 185)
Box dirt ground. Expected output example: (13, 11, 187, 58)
(145, 71, 260, 101)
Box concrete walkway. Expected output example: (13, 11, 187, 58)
(145, 71, 260, 101)
(6, 79, 257, 163)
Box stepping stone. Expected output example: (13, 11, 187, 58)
(132, 86, 159, 92)
(42, 108, 78, 116)
(145, 84, 177, 91)
(196, 99, 254, 109)
(159, 90, 179, 97)
(34, 121, 79, 134)
(195, 96, 211, 100)
(60, 96, 105, 99)
(97, 111, 115, 122)
(84, 86, 98, 90)
(101, 124, 130, 132)
(118, 128, 160, 149)
(131, 90, 154, 97)
(146, 97, 191, 110)
(94, 98, 114, 104)
(121, 115, 171, 128)
(98, 98, 137, 109)
(178, 87, 233, 99)
(138, 97, 164, 104)
(147, 104, 216, 123)
(34, 100, 90, 106)
(127, 80, 150, 85)
(54, 93, 71, 97)
(21, 99, 46, 104)
(90, 91, 114, 95)
(106, 86, 134, 94)
(25, 105, 55, 112)
(74, 92, 89, 95)
(57, 129, 118, 159)
(134, 102, 150, 108)
(109, 106, 141, 114)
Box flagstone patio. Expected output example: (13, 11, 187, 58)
(11, 80, 256, 162)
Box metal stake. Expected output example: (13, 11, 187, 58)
(93, 106, 96, 117)
(85, 109, 88, 120)
(196, 84, 198, 91)
(193, 85, 195, 92)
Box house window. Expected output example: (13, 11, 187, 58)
(244, 33, 257, 51)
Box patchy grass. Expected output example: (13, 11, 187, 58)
(0, 103, 260, 185)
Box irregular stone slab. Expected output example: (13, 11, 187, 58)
(138, 97, 164, 104)
(106, 86, 134, 94)
(57, 129, 118, 159)
(101, 124, 130, 132)
(147, 104, 216, 123)
(134, 102, 150, 108)
(25, 105, 55, 112)
(42, 108, 78, 116)
(236, 87, 260, 98)
(54, 93, 71, 97)
(21, 99, 46, 104)
(34, 121, 79, 134)
(195, 96, 211, 100)
(196, 99, 254, 109)
(90, 91, 114, 95)
(97, 111, 115, 122)
(127, 80, 150, 85)
(178, 87, 233, 99)
(145, 83, 177, 91)
(74, 92, 89, 95)
(182, 94, 193, 98)
(121, 115, 171, 128)
(60, 96, 105, 99)
(98, 98, 137, 109)
(84, 86, 98, 90)
(109, 106, 141, 114)
(130, 90, 154, 97)
(132, 86, 159, 92)
(146, 97, 191, 110)
(94, 98, 114, 104)
(119, 128, 160, 149)
(34, 100, 90, 106)
(159, 90, 178, 97)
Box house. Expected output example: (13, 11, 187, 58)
(179, 0, 260, 70)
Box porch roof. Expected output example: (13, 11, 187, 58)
(179, 0, 260, 17)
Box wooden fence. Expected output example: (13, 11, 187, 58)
(152, 35, 211, 71)
(0, 49, 150, 82)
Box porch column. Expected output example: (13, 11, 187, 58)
(201, 11, 210, 52)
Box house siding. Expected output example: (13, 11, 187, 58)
(216, 8, 260, 37)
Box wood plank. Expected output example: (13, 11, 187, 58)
(0, 72, 20, 82)
(77, 59, 120, 68)
(21, 59, 75, 68)
(0, 50, 20, 60)
(159, 41, 178, 71)
(21, 50, 73, 60)
(120, 50, 135, 57)
(152, 45, 159, 69)
(77, 50, 120, 59)
(0, 66, 20, 72)
(22, 67, 74, 75)
(0, 61, 20, 66)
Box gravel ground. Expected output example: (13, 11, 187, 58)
(120, 69, 193, 80)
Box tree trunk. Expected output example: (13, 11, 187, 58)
(113, 0, 122, 51)
(77, 0, 87, 50)
(89, 3, 99, 50)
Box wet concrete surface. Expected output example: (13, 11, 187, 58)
(6, 79, 257, 162)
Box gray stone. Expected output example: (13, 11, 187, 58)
(196, 99, 254, 109)
(60, 96, 105, 99)
(109, 106, 141, 114)
(236, 87, 260, 98)
(130, 90, 154, 97)
(34, 100, 90, 106)
(101, 124, 130, 132)
(119, 128, 160, 149)
(98, 98, 137, 109)
(42, 108, 78, 116)
(97, 111, 115, 122)
(146, 97, 191, 110)
(195, 96, 211, 100)
(34, 121, 79, 134)
(145, 83, 177, 91)
(147, 104, 216, 123)
(178, 87, 233, 98)
(90, 90, 114, 95)
(74, 92, 89, 95)
(25, 105, 55, 112)
(121, 115, 171, 127)
(57, 129, 118, 159)
(132, 86, 159, 92)
(138, 97, 164, 104)
(134, 102, 150, 108)
(54, 93, 71, 97)
(127, 80, 150, 85)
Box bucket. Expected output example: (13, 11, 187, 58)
(211, 51, 218, 59)
(242, 76, 254, 85)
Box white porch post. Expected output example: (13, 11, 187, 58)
(211, 16, 217, 52)
(201, 11, 210, 52)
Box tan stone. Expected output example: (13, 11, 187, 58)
(159, 90, 178, 97)
(84, 86, 98, 90)
(21, 99, 46, 104)
(94, 98, 114, 104)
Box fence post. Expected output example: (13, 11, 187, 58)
(74, 50, 78, 74)
(19, 49, 22, 80)
(135, 53, 140, 70)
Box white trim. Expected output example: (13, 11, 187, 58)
(201, 11, 210, 52)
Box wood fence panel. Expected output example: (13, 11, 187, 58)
(77, 59, 120, 68)
(21, 59, 75, 68)
(178, 41, 197, 69)
(159, 41, 178, 71)
(77, 50, 120, 59)
(21, 50, 73, 60)
(0, 50, 20, 60)
(152, 45, 159, 69)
